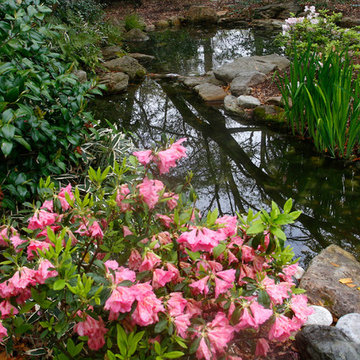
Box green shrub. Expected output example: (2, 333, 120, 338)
(54, 0, 104, 23)
(124, 13, 146, 31)
(0, 0, 101, 209)
(277, 46, 360, 158)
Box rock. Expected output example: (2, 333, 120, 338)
(251, 19, 284, 30)
(337, 17, 360, 28)
(72, 70, 87, 83)
(336, 313, 360, 343)
(294, 265, 305, 280)
(181, 73, 225, 89)
(128, 53, 155, 64)
(299, 245, 360, 318)
(169, 16, 182, 27)
(185, 6, 218, 24)
(194, 83, 227, 102)
(253, 2, 301, 20)
(266, 96, 284, 107)
(99, 72, 129, 94)
(103, 56, 146, 79)
(216, 10, 228, 19)
(224, 95, 246, 116)
(154, 20, 170, 29)
(305, 306, 333, 326)
(237, 95, 261, 109)
(123, 28, 149, 42)
(102, 46, 124, 61)
(296, 325, 360, 360)
(253, 105, 285, 123)
(214, 54, 289, 83)
(145, 24, 156, 32)
(230, 71, 267, 96)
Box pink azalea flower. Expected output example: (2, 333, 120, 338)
(58, 184, 74, 211)
(88, 221, 103, 240)
(0, 300, 18, 318)
(9, 267, 37, 290)
(268, 314, 295, 342)
(216, 269, 236, 283)
(128, 249, 142, 271)
(113, 267, 136, 284)
(28, 210, 58, 230)
(35, 259, 58, 285)
(10, 234, 26, 251)
(207, 312, 234, 355)
(290, 294, 314, 323)
(163, 192, 179, 210)
(166, 263, 183, 283)
(40, 200, 54, 212)
(173, 313, 191, 338)
(27, 240, 51, 260)
(235, 307, 257, 331)
(74, 313, 108, 351)
(214, 277, 233, 298)
(104, 286, 135, 314)
(116, 184, 131, 212)
(215, 215, 237, 238)
(249, 301, 273, 326)
(16, 288, 31, 304)
(177, 227, 221, 252)
(189, 276, 209, 296)
(280, 263, 299, 282)
(228, 250, 239, 265)
(156, 214, 174, 228)
(0, 321, 7, 342)
(133, 150, 153, 166)
(139, 252, 161, 272)
(123, 226, 133, 238)
(196, 337, 212, 360)
(137, 177, 164, 209)
(156, 138, 187, 174)
(186, 299, 202, 318)
(262, 277, 291, 305)
(152, 268, 174, 289)
(241, 245, 255, 263)
(255, 338, 270, 357)
(104, 260, 119, 272)
(238, 264, 256, 285)
(0, 226, 9, 247)
(167, 292, 188, 317)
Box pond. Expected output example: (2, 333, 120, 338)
(92, 27, 360, 265)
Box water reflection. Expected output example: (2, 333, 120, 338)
(92, 77, 360, 266)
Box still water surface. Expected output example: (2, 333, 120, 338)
(92, 28, 360, 265)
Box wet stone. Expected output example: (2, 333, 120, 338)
(194, 83, 227, 102)
(237, 95, 261, 109)
(336, 313, 360, 343)
(305, 305, 333, 326)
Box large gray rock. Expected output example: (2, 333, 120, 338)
(251, 19, 284, 30)
(99, 72, 129, 94)
(194, 83, 227, 102)
(296, 325, 360, 360)
(181, 73, 225, 89)
(185, 6, 218, 24)
(253, 2, 301, 20)
(123, 28, 149, 42)
(102, 46, 124, 61)
(224, 95, 246, 116)
(336, 313, 360, 344)
(305, 305, 333, 326)
(214, 54, 289, 83)
(128, 53, 155, 64)
(300, 245, 360, 318)
(230, 71, 266, 96)
(103, 56, 146, 80)
(237, 95, 261, 109)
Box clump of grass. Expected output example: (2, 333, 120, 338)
(124, 13, 146, 31)
(277, 46, 360, 158)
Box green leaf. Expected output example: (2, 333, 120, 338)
(1, 140, 13, 156)
(154, 319, 167, 334)
(53, 279, 66, 291)
(189, 337, 201, 354)
(14, 136, 32, 151)
(246, 220, 265, 235)
(154, 341, 161, 355)
(271, 227, 287, 241)
(1, 124, 15, 140)
(186, 249, 201, 261)
(257, 289, 271, 308)
(283, 198, 293, 213)
(163, 351, 185, 359)
(213, 243, 226, 259)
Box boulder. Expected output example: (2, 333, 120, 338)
(99, 72, 129, 94)
(185, 6, 218, 24)
(299, 245, 360, 318)
(102, 46, 124, 61)
(237, 95, 261, 109)
(296, 325, 360, 360)
(154, 20, 170, 29)
(253, 2, 302, 20)
(251, 19, 284, 30)
(72, 70, 87, 83)
(128, 53, 155, 64)
(194, 83, 227, 102)
(169, 16, 182, 27)
(103, 56, 146, 79)
(214, 54, 289, 83)
(337, 17, 360, 28)
(336, 313, 360, 343)
(224, 95, 246, 116)
(305, 306, 333, 326)
(123, 28, 149, 42)
(253, 105, 285, 123)
(266, 96, 284, 107)
(230, 71, 266, 96)
(181, 73, 225, 89)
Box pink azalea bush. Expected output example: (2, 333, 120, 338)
(0, 139, 312, 359)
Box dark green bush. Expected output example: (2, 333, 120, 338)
(0, 0, 101, 209)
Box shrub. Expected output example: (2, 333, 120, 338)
(277, 46, 360, 158)
(0, 0, 101, 209)
(124, 13, 146, 32)
(0, 139, 313, 359)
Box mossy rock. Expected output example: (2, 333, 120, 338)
(253, 105, 285, 123)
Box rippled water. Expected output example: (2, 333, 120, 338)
(92, 27, 360, 265)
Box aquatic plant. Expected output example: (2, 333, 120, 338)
(0, 139, 312, 359)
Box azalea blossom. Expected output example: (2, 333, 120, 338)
(104, 286, 135, 315)
(57, 184, 74, 211)
(189, 276, 210, 296)
(177, 227, 222, 252)
(290, 294, 314, 322)
(0, 300, 18, 318)
(35, 259, 58, 285)
(133, 149, 153, 166)
(139, 251, 161, 272)
(152, 268, 174, 289)
(28, 210, 58, 230)
(27, 240, 51, 260)
(0, 321, 7, 342)
(173, 313, 191, 338)
(255, 338, 270, 357)
(156, 138, 187, 174)
(116, 184, 131, 212)
(268, 314, 296, 341)
(167, 292, 188, 317)
(137, 177, 164, 209)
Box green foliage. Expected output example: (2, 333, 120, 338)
(0, 0, 99, 208)
(124, 13, 146, 32)
(277, 9, 360, 58)
(54, 0, 104, 23)
(277, 46, 360, 158)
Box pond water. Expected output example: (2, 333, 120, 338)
(92, 27, 360, 265)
